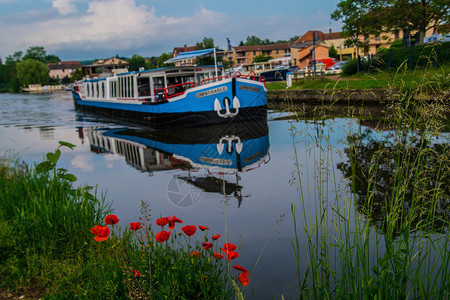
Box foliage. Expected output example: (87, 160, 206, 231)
(70, 68, 83, 83)
(22, 46, 47, 63)
(377, 41, 450, 70)
(158, 52, 173, 68)
(0, 142, 125, 298)
(127, 54, 147, 72)
(0, 145, 248, 298)
(145, 56, 158, 69)
(331, 0, 450, 47)
(329, 44, 338, 58)
(289, 66, 449, 298)
(195, 37, 215, 50)
(5, 51, 23, 65)
(45, 54, 61, 63)
(341, 57, 371, 75)
(16, 59, 50, 87)
(0, 64, 9, 92)
(253, 54, 273, 63)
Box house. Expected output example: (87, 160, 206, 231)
(47, 61, 82, 79)
(225, 43, 292, 66)
(81, 57, 128, 78)
(171, 45, 197, 66)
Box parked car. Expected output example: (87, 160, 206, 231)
(328, 61, 347, 70)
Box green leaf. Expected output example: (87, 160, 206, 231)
(46, 149, 61, 165)
(35, 161, 53, 174)
(60, 173, 77, 182)
(58, 141, 76, 150)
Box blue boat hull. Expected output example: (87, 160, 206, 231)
(73, 78, 267, 128)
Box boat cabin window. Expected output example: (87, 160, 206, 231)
(264, 63, 271, 70)
(153, 77, 165, 90)
(137, 77, 151, 97)
(109, 80, 118, 98)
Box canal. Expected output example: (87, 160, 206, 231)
(1, 91, 448, 299)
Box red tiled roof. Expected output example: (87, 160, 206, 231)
(234, 42, 292, 52)
(47, 61, 82, 70)
(294, 31, 343, 43)
(173, 45, 196, 54)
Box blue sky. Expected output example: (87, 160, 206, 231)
(0, 0, 342, 61)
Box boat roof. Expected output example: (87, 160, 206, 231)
(164, 48, 224, 64)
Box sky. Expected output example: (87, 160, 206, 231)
(0, 0, 343, 61)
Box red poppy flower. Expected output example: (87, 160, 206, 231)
(211, 234, 221, 240)
(213, 252, 224, 260)
(91, 225, 110, 242)
(233, 265, 249, 286)
(202, 242, 213, 250)
(129, 222, 143, 230)
(104, 214, 120, 225)
(238, 271, 249, 286)
(198, 225, 209, 231)
(155, 230, 171, 243)
(222, 243, 237, 252)
(190, 251, 202, 258)
(156, 217, 168, 227)
(166, 215, 183, 230)
(226, 251, 239, 261)
(233, 265, 249, 274)
(181, 225, 197, 236)
(133, 270, 141, 277)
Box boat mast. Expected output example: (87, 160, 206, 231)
(214, 48, 218, 78)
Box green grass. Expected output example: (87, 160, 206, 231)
(288, 64, 450, 299)
(0, 143, 237, 299)
(266, 64, 450, 91)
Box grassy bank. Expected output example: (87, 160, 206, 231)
(266, 63, 450, 91)
(0, 143, 244, 299)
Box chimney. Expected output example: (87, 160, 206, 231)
(184, 45, 187, 52)
(329, 28, 332, 34)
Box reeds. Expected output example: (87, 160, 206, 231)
(289, 55, 449, 299)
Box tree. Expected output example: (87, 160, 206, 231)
(22, 46, 47, 63)
(194, 37, 223, 65)
(157, 53, 174, 68)
(45, 54, 61, 63)
(127, 54, 147, 72)
(331, 0, 450, 46)
(329, 44, 338, 59)
(195, 37, 215, 50)
(70, 68, 83, 83)
(16, 59, 49, 87)
(253, 54, 273, 63)
(5, 51, 23, 66)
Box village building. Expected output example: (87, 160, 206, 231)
(81, 57, 128, 78)
(224, 43, 292, 66)
(47, 61, 82, 79)
(171, 45, 197, 66)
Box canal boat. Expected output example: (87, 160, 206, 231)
(71, 49, 267, 128)
(23, 84, 65, 93)
(239, 56, 293, 82)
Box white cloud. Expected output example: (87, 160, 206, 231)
(0, 0, 228, 59)
(71, 154, 93, 172)
(52, 0, 77, 15)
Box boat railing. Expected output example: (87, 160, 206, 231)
(154, 82, 198, 101)
(232, 71, 266, 86)
(200, 76, 229, 85)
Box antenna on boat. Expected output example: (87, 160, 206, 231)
(214, 48, 218, 78)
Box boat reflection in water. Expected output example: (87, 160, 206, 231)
(78, 119, 269, 207)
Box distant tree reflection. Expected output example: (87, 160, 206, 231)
(337, 128, 449, 236)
